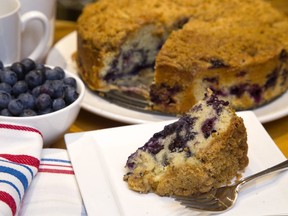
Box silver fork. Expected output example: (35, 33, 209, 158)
(174, 159, 288, 213)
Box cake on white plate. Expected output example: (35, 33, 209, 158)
(124, 90, 248, 196)
(76, 0, 288, 114)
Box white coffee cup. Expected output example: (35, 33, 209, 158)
(0, 0, 50, 65)
(20, 0, 56, 63)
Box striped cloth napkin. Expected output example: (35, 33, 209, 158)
(0, 123, 86, 216)
(0, 123, 43, 216)
(18, 149, 87, 216)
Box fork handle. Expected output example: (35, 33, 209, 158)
(239, 159, 288, 187)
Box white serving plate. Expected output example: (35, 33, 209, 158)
(65, 111, 288, 216)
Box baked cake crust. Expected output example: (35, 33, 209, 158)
(151, 1, 288, 113)
(76, 0, 288, 114)
(124, 90, 248, 196)
(76, 0, 198, 91)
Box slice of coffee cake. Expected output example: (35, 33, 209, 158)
(124, 90, 248, 196)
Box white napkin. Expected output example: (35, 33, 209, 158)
(0, 123, 43, 216)
(18, 149, 87, 216)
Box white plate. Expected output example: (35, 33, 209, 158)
(65, 111, 288, 216)
(46, 31, 288, 124)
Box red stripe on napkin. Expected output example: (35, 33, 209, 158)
(40, 163, 73, 168)
(38, 168, 74, 175)
(0, 123, 42, 137)
(0, 191, 16, 216)
(0, 154, 40, 169)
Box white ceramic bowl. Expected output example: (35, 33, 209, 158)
(0, 66, 85, 147)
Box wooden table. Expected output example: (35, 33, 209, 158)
(49, 20, 288, 159)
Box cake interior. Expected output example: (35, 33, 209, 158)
(101, 15, 191, 97)
(101, 24, 166, 96)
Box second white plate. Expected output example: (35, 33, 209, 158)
(65, 111, 288, 216)
(46, 31, 288, 124)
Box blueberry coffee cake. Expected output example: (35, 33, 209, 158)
(123, 90, 248, 196)
(76, 0, 197, 96)
(150, 2, 288, 114)
(76, 0, 288, 114)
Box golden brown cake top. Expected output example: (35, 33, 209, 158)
(78, 0, 288, 58)
(77, 0, 207, 51)
(156, 0, 288, 72)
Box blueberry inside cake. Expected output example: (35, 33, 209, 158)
(123, 90, 248, 196)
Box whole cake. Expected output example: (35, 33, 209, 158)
(123, 90, 248, 196)
(76, 0, 288, 114)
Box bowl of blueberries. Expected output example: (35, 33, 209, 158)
(0, 58, 85, 147)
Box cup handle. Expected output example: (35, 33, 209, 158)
(20, 11, 51, 62)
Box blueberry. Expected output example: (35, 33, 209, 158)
(40, 80, 54, 97)
(41, 79, 65, 99)
(0, 82, 12, 94)
(265, 69, 278, 89)
(51, 80, 64, 98)
(63, 77, 77, 88)
(143, 140, 164, 154)
(248, 84, 262, 103)
(208, 58, 229, 69)
(10, 62, 26, 79)
(18, 93, 35, 109)
(8, 99, 24, 116)
(20, 109, 37, 117)
(52, 98, 66, 111)
(0, 70, 18, 85)
(167, 116, 197, 153)
(206, 93, 229, 114)
(45, 67, 65, 80)
(36, 93, 52, 110)
(64, 86, 79, 104)
(0, 91, 11, 109)
(54, 67, 65, 78)
(201, 117, 217, 138)
(21, 58, 36, 72)
(12, 81, 28, 96)
(230, 84, 247, 97)
(25, 69, 45, 88)
(31, 86, 41, 97)
(0, 108, 12, 116)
